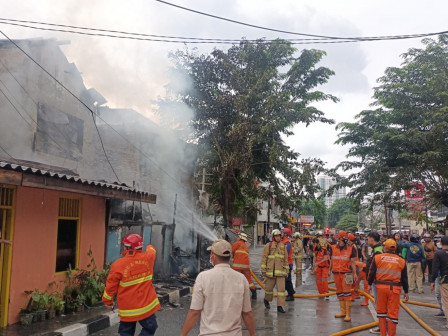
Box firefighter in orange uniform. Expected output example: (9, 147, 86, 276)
(355, 260, 369, 306)
(232, 232, 257, 299)
(348, 233, 361, 299)
(331, 231, 358, 322)
(103, 234, 160, 336)
(312, 238, 330, 297)
(368, 239, 409, 336)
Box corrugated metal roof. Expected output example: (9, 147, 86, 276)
(0, 160, 151, 196)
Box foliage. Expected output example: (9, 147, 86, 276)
(297, 198, 327, 228)
(74, 249, 109, 306)
(336, 35, 448, 209)
(336, 214, 359, 232)
(168, 39, 337, 226)
(23, 289, 49, 312)
(327, 198, 359, 228)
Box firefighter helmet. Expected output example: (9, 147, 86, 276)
(348, 233, 355, 241)
(123, 234, 143, 250)
(272, 229, 281, 236)
(238, 232, 248, 241)
(410, 233, 420, 243)
(293, 232, 301, 238)
(337, 231, 348, 240)
(282, 228, 292, 236)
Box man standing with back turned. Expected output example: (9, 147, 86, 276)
(102, 234, 160, 336)
(180, 239, 256, 336)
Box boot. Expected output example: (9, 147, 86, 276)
(277, 306, 286, 313)
(251, 289, 257, 300)
(286, 295, 295, 301)
(361, 295, 369, 306)
(334, 300, 346, 318)
(344, 301, 352, 322)
(264, 299, 270, 309)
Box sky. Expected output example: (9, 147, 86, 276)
(1, 0, 447, 170)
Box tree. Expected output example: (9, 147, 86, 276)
(170, 39, 337, 227)
(327, 198, 358, 228)
(297, 198, 327, 228)
(336, 35, 448, 211)
(336, 214, 359, 232)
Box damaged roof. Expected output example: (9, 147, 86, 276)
(0, 159, 157, 204)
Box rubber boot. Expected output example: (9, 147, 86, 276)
(251, 289, 257, 300)
(264, 299, 270, 309)
(361, 295, 369, 306)
(277, 306, 286, 313)
(334, 300, 346, 318)
(344, 301, 352, 322)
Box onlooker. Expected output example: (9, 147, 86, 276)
(431, 236, 448, 330)
(181, 239, 256, 336)
(102, 234, 160, 336)
(433, 235, 445, 317)
(281, 228, 296, 301)
(401, 234, 426, 293)
(422, 233, 437, 282)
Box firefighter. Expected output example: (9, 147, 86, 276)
(368, 239, 409, 336)
(312, 238, 330, 298)
(281, 228, 296, 301)
(103, 234, 160, 336)
(348, 233, 361, 299)
(232, 232, 257, 299)
(261, 229, 289, 313)
(291, 232, 303, 287)
(331, 231, 358, 322)
(316, 230, 328, 249)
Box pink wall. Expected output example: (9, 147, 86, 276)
(8, 186, 106, 324)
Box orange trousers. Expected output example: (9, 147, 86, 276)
(316, 266, 329, 294)
(333, 273, 353, 301)
(233, 268, 256, 290)
(352, 271, 367, 299)
(376, 285, 401, 336)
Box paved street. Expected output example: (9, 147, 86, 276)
(94, 246, 448, 335)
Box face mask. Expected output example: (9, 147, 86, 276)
(209, 257, 214, 266)
(437, 242, 442, 249)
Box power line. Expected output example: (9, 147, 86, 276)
(0, 31, 121, 183)
(154, 0, 448, 41)
(0, 143, 13, 159)
(0, 18, 446, 45)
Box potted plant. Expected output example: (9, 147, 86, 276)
(31, 289, 49, 321)
(19, 308, 34, 325)
(74, 293, 86, 312)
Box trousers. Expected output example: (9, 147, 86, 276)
(265, 276, 286, 306)
(118, 314, 158, 336)
(316, 267, 329, 294)
(376, 285, 401, 336)
(407, 261, 423, 292)
(233, 268, 256, 289)
(334, 273, 353, 301)
(285, 267, 296, 296)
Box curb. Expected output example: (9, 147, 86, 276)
(41, 287, 192, 336)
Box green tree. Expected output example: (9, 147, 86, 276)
(297, 198, 327, 228)
(336, 35, 448, 210)
(327, 198, 358, 228)
(170, 39, 337, 226)
(336, 214, 359, 232)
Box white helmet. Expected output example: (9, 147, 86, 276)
(293, 232, 301, 238)
(317, 230, 323, 236)
(272, 229, 281, 236)
(238, 233, 248, 241)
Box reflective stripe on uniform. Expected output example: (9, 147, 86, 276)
(261, 264, 266, 269)
(386, 316, 398, 324)
(118, 297, 160, 317)
(277, 292, 286, 297)
(274, 270, 287, 276)
(268, 255, 275, 259)
(265, 291, 273, 295)
(275, 254, 284, 258)
(103, 291, 113, 301)
(332, 256, 350, 260)
(377, 268, 401, 278)
(266, 272, 274, 277)
(120, 275, 153, 288)
(235, 250, 248, 255)
(232, 263, 250, 269)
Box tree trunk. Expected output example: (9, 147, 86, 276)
(221, 169, 235, 228)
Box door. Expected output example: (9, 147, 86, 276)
(0, 187, 14, 328)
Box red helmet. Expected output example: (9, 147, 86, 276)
(282, 228, 292, 236)
(123, 234, 143, 250)
(348, 233, 355, 241)
(337, 231, 348, 240)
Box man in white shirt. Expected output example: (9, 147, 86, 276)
(180, 239, 256, 336)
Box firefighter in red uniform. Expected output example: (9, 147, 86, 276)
(232, 232, 257, 299)
(312, 238, 330, 298)
(368, 239, 409, 336)
(331, 231, 358, 322)
(103, 234, 160, 336)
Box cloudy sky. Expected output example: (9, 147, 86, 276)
(1, 0, 447, 170)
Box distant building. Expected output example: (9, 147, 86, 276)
(317, 175, 346, 208)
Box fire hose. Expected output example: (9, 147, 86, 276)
(250, 268, 441, 335)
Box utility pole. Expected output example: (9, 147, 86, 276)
(384, 200, 392, 236)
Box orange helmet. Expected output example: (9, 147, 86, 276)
(123, 234, 143, 250)
(348, 233, 355, 241)
(337, 231, 348, 240)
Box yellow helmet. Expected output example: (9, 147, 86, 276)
(238, 233, 248, 241)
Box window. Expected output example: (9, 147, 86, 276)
(55, 198, 80, 273)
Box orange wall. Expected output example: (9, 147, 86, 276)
(8, 186, 106, 324)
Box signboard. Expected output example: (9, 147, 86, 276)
(302, 223, 313, 227)
(299, 215, 314, 223)
(405, 182, 425, 213)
